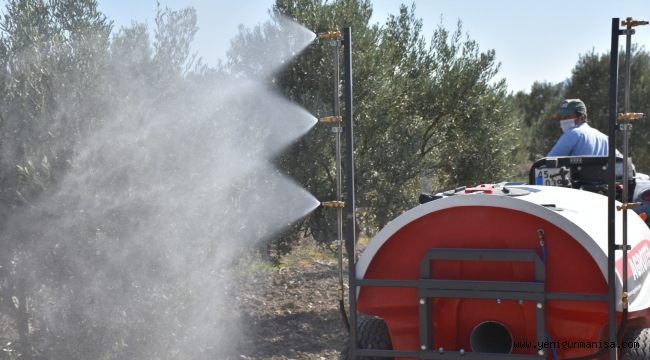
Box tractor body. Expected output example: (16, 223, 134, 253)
(353, 157, 650, 359)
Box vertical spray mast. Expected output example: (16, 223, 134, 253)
(607, 19, 619, 359)
(608, 16, 647, 360)
(342, 26, 358, 356)
(620, 17, 648, 357)
(618, 16, 647, 321)
(317, 30, 349, 330)
(316, 28, 357, 344)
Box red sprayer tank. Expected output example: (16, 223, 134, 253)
(356, 184, 650, 359)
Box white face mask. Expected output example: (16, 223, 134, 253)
(560, 118, 577, 133)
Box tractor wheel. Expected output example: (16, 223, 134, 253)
(340, 317, 393, 360)
(621, 328, 650, 359)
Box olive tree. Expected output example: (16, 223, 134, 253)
(227, 0, 521, 255)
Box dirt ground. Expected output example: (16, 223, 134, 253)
(228, 240, 349, 360)
(0, 239, 349, 360)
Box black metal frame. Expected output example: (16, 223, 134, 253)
(418, 249, 546, 359)
(343, 26, 360, 358)
(349, 247, 609, 359)
(607, 17, 621, 360)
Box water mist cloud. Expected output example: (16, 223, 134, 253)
(0, 10, 319, 360)
(228, 14, 317, 80)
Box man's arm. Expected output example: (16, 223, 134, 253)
(547, 132, 578, 157)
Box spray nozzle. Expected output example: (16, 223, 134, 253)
(622, 18, 649, 27)
(317, 31, 342, 42)
(319, 116, 342, 124)
(618, 112, 646, 122)
(321, 201, 345, 209)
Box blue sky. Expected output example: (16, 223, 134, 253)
(31, 1, 650, 93)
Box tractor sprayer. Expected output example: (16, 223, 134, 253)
(315, 17, 650, 360)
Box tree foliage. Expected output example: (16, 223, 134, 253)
(513, 81, 566, 160)
(226, 0, 520, 251)
(0, 2, 216, 359)
(515, 47, 650, 170)
(567, 48, 650, 169)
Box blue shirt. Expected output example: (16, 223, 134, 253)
(547, 123, 610, 157)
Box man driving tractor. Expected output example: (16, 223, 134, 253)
(547, 98, 613, 157)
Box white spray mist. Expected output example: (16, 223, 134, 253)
(1, 12, 318, 359)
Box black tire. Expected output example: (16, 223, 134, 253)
(621, 328, 650, 359)
(340, 317, 393, 360)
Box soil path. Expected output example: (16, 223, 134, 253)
(229, 247, 347, 359)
